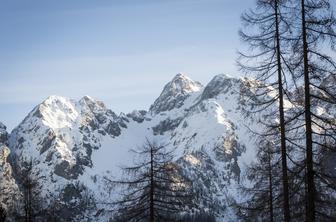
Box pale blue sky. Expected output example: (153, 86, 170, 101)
(0, 0, 255, 131)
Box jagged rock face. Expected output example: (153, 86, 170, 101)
(0, 122, 19, 211)
(201, 74, 242, 100)
(6, 74, 258, 221)
(0, 146, 18, 203)
(150, 73, 203, 114)
(126, 110, 147, 123)
(9, 96, 130, 180)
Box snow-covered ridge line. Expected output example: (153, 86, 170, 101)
(3, 73, 256, 221)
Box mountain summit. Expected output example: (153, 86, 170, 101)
(2, 73, 257, 221)
(150, 73, 203, 114)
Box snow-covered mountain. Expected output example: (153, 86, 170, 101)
(1, 73, 260, 221)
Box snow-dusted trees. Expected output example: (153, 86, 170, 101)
(109, 139, 194, 222)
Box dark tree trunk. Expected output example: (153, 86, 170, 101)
(150, 144, 154, 222)
(29, 184, 32, 222)
(267, 147, 274, 222)
(275, 0, 290, 221)
(300, 0, 316, 221)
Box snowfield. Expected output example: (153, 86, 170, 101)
(2, 73, 262, 221)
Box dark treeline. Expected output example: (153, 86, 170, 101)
(0, 158, 95, 222)
(237, 0, 336, 221)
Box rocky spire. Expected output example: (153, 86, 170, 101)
(150, 73, 203, 114)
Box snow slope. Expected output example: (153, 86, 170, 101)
(5, 73, 260, 221)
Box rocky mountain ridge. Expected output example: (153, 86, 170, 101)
(1, 73, 258, 221)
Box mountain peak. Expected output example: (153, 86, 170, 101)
(172, 72, 187, 80)
(43, 95, 69, 104)
(28, 96, 79, 129)
(150, 73, 203, 114)
(27, 96, 110, 131)
(80, 95, 95, 103)
(201, 74, 242, 100)
(169, 73, 202, 92)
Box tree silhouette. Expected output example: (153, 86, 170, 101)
(109, 139, 194, 222)
(238, 0, 293, 220)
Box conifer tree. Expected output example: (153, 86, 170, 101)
(109, 139, 194, 222)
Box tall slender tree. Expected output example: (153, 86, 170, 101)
(287, 0, 336, 220)
(238, 0, 292, 220)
